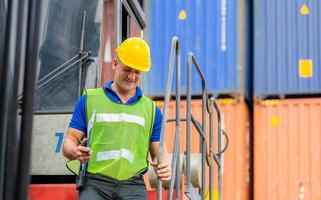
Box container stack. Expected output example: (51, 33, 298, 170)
(254, 0, 321, 199)
(155, 99, 250, 200)
(144, 0, 250, 199)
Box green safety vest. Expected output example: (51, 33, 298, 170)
(84, 88, 155, 180)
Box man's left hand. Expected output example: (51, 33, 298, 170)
(150, 161, 171, 182)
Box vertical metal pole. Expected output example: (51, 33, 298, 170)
(186, 53, 192, 189)
(197, 47, 203, 198)
(175, 143, 180, 200)
(201, 60, 206, 199)
(209, 99, 214, 200)
(211, 97, 222, 200)
(158, 37, 177, 200)
(217, 101, 222, 200)
(4, 0, 29, 199)
(16, 0, 42, 199)
(168, 39, 180, 200)
(175, 45, 181, 200)
(78, 11, 87, 98)
(115, 0, 122, 46)
(0, 0, 19, 198)
(168, 132, 181, 200)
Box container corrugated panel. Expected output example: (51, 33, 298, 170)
(254, 98, 321, 199)
(254, 1, 321, 98)
(156, 99, 250, 200)
(143, 0, 249, 99)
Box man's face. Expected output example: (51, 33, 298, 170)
(114, 59, 142, 93)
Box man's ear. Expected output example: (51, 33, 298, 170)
(111, 58, 117, 69)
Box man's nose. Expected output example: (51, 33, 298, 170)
(128, 71, 136, 80)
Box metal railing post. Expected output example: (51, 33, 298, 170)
(209, 104, 214, 200)
(157, 36, 181, 200)
(159, 39, 228, 200)
(210, 97, 224, 200)
(186, 53, 192, 190)
(186, 52, 207, 200)
(201, 68, 206, 200)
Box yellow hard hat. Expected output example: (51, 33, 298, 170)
(115, 37, 152, 72)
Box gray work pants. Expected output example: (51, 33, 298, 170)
(79, 173, 147, 200)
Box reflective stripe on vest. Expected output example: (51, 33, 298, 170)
(96, 149, 134, 163)
(96, 113, 145, 127)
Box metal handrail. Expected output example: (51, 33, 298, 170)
(209, 97, 224, 200)
(209, 98, 229, 166)
(168, 111, 228, 200)
(159, 38, 228, 200)
(216, 130, 229, 155)
(186, 52, 207, 199)
(186, 53, 230, 200)
(157, 36, 181, 200)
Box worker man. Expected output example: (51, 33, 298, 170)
(63, 37, 171, 199)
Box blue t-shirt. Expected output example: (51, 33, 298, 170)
(69, 81, 162, 142)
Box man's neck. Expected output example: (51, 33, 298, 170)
(111, 82, 136, 103)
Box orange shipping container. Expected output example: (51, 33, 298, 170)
(156, 99, 250, 200)
(254, 98, 321, 200)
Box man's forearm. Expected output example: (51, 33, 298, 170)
(62, 137, 78, 160)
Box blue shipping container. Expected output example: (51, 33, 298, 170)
(143, 0, 250, 99)
(254, 0, 321, 98)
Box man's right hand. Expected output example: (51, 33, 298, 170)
(76, 145, 92, 163)
(63, 128, 91, 161)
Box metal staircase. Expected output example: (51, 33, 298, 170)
(156, 36, 229, 200)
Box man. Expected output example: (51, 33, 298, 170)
(63, 37, 171, 199)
